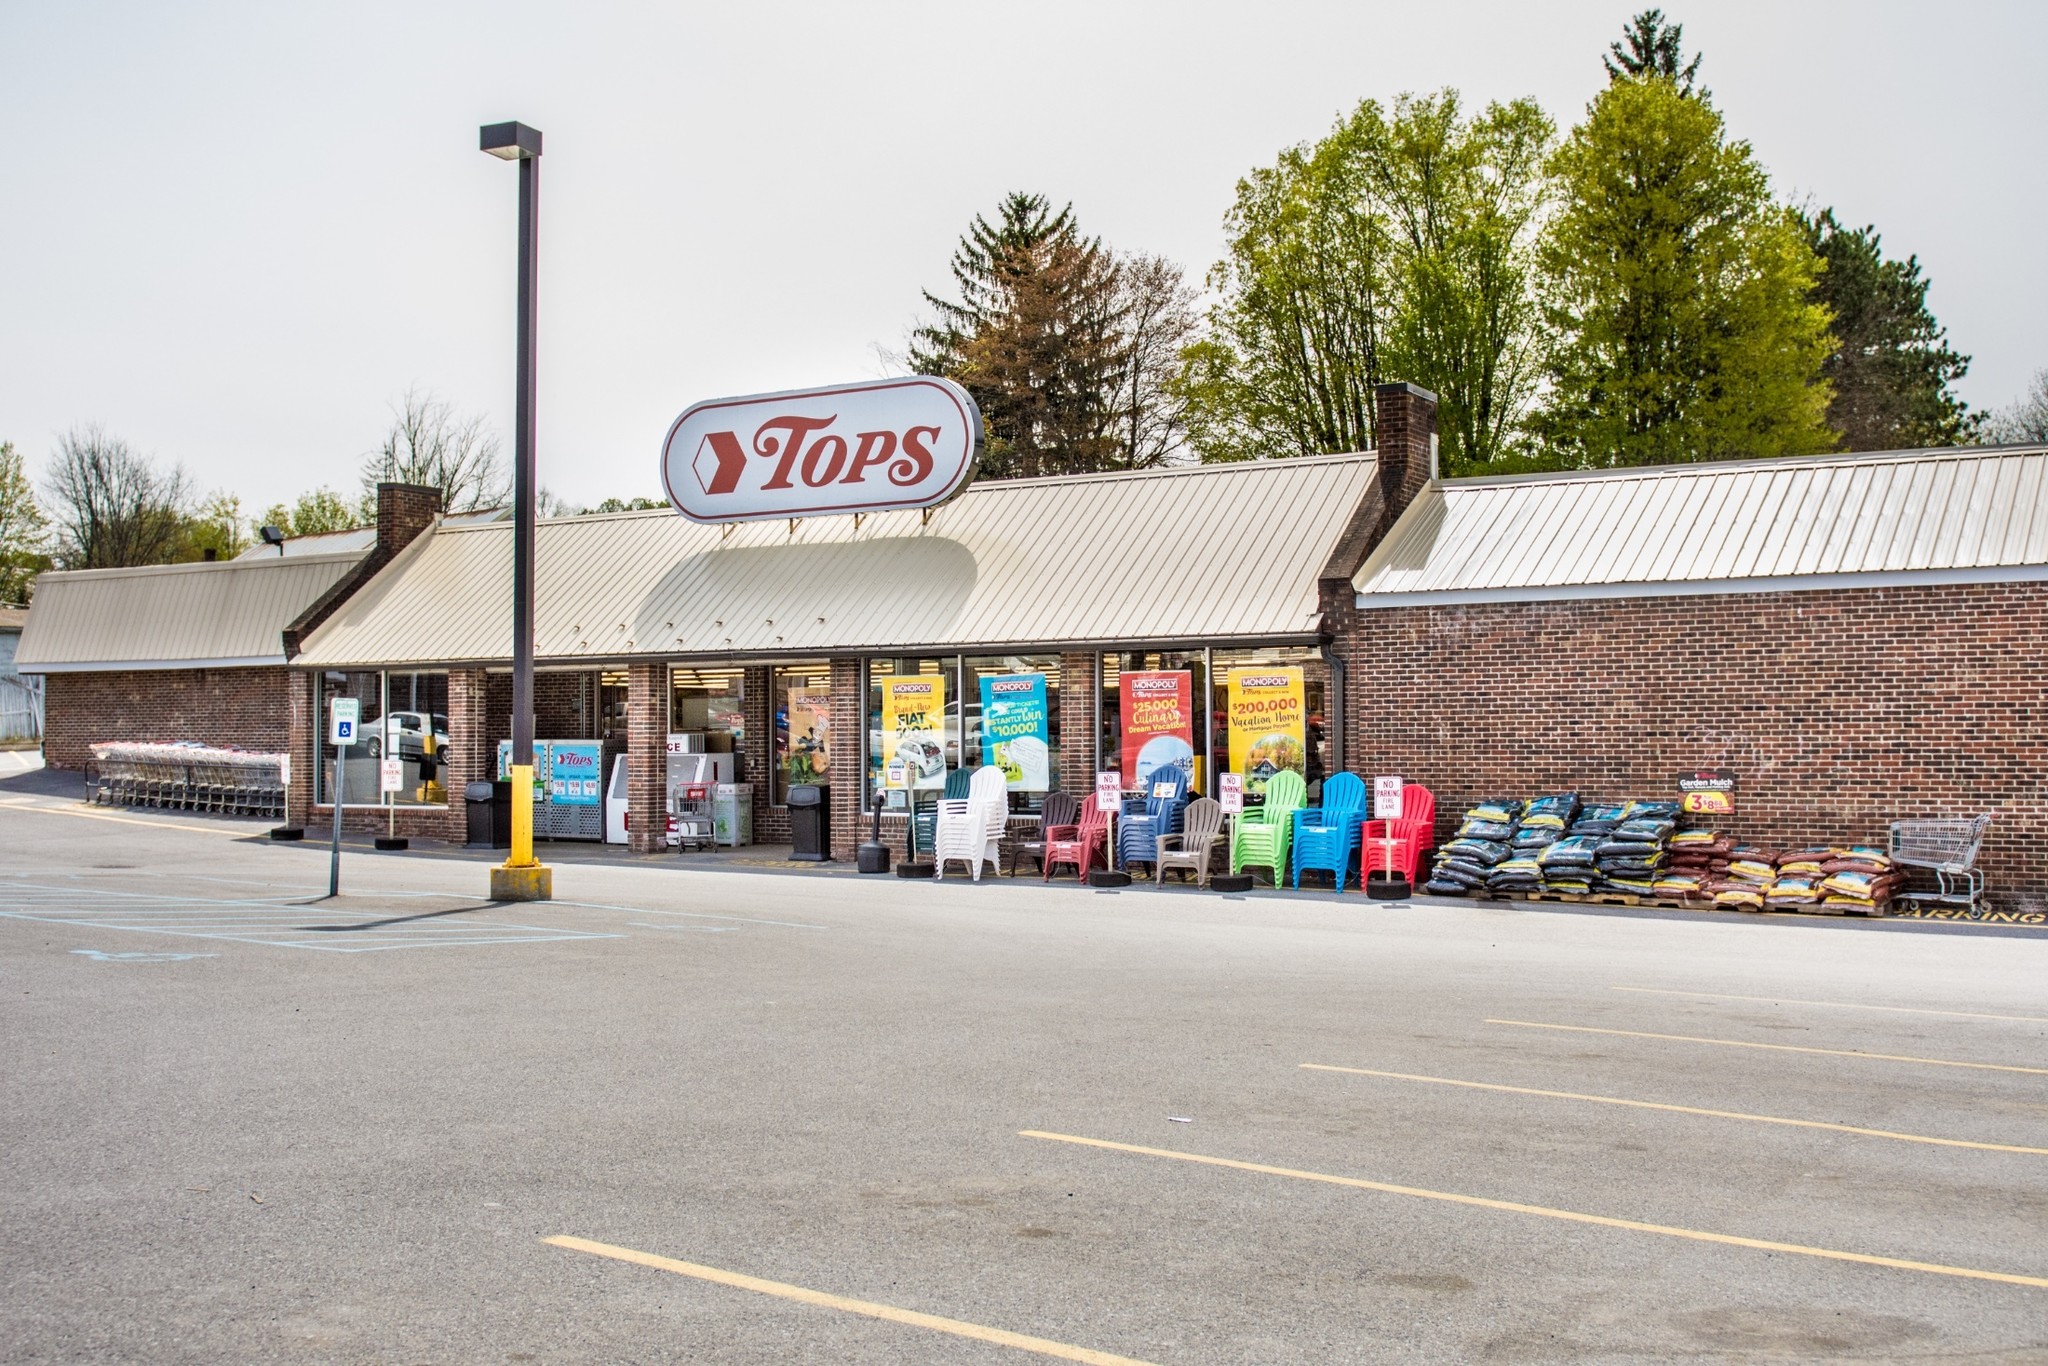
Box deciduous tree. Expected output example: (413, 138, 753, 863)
(362, 387, 507, 514)
(46, 425, 193, 569)
(1987, 369, 2048, 444)
(258, 488, 359, 538)
(0, 441, 52, 602)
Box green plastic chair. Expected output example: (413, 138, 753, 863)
(1230, 769, 1308, 885)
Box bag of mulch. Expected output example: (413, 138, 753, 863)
(1488, 857, 1543, 888)
(1520, 793, 1581, 831)
(1599, 856, 1666, 876)
(1715, 886, 1766, 908)
(1538, 835, 1602, 867)
(1819, 870, 1889, 898)
(1425, 877, 1474, 897)
(1456, 817, 1516, 841)
(1602, 875, 1657, 895)
(1544, 877, 1598, 895)
(1727, 857, 1776, 882)
(1629, 801, 1681, 820)
(1435, 856, 1494, 883)
(1654, 871, 1706, 896)
(1613, 815, 1675, 843)
(1428, 861, 1488, 889)
(1441, 837, 1509, 866)
(1466, 800, 1522, 825)
(1832, 846, 1893, 869)
(1821, 857, 1889, 876)
(1510, 826, 1563, 850)
(1570, 803, 1630, 836)
(1595, 839, 1664, 859)
(1766, 876, 1821, 902)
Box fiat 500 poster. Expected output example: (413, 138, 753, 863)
(1226, 667, 1306, 795)
(978, 673, 1049, 791)
(1119, 670, 1194, 791)
(882, 675, 946, 790)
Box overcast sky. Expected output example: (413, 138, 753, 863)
(3, 1, 2042, 513)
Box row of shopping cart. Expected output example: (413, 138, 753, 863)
(87, 743, 288, 819)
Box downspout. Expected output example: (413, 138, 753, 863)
(1320, 640, 1345, 778)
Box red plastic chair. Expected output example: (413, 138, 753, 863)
(1360, 783, 1436, 883)
(1043, 797, 1112, 881)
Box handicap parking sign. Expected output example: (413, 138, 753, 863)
(330, 697, 360, 746)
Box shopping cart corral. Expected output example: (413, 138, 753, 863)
(86, 742, 287, 819)
(1888, 814, 1993, 917)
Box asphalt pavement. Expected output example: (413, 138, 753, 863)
(2, 786, 2044, 1363)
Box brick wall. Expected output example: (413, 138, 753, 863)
(1058, 652, 1096, 794)
(1336, 581, 2048, 906)
(826, 656, 864, 858)
(44, 667, 291, 770)
(625, 663, 666, 853)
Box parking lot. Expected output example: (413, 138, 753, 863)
(2, 789, 2045, 1363)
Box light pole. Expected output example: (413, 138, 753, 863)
(481, 119, 551, 902)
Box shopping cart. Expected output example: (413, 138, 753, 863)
(670, 782, 714, 851)
(1887, 814, 1992, 917)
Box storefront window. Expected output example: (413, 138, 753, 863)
(963, 653, 1061, 813)
(376, 671, 451, 806)
(670, 667, 747, 784)
(318, 671, 453, 808)
(316, 670, 382, 807)
(772, 662, 832, 806)
(1099, 650, 1208, 795)
(1211, 646, 1329, 798)
(866, 656, 960, 805)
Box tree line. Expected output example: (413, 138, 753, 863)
(5, 11, 2045, 603)
(915, 10, 2039, 479)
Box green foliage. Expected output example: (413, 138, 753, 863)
(587, 496, 668, 513)
(1605, 9, 1703, 93)
(178, 492, 249, 561)
(1183, 92, 1554, 473)
(913, 192, 1131, 479)
(0, 441, 52, 603)
(258, 488, 360, 538)
(1801, 209, 1977, 450)
(1535, 76, 1836, 466)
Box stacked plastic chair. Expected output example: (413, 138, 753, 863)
(1361, 783, 1438, 883)
(1116, 764, 1191, 873)
(912, 767, 972, 858)
(933, 765, 1009, 880)
(1230, 769, 1308, 885)
(1291, 771, 1367, 890)
(1043, 795, 1113, 880)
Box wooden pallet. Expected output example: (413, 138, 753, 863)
(1522, 890, 1709, 912)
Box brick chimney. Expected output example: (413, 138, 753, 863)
(376, 482, 443, 560)
(283, 482, 443, 657)
(1373, 381, 1437, 542)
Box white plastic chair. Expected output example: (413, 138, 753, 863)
(934, 765, 1010, 880)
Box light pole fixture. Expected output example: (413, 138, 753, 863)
(480, 119, 551, 902)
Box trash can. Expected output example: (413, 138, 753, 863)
(788, 783, 830, 861)
(465, 780, 511, 849)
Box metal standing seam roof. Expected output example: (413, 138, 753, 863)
(15, 552, 365, 672)
(1352, 444, 2048, 606)
(295, 454, 1381, 669)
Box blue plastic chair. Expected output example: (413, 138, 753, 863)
(1117, 764, 1191, 872)
(1291, 771, 1367, 890)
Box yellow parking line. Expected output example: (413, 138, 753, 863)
(0, 796, 251, 838)
(542, 1235, 1158, 1365)
(1486, 1018, 2048, 1077)
(1300, 1064, 2048, 1155)
(1019, 1132, 2048, 1290)
(1612, 986, 2048, 1025)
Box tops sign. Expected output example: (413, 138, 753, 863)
(661, 376, 982, 523)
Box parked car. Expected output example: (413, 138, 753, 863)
(366, 711, 449, 762)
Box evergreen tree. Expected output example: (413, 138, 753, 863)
(1801, 209, 1976, 449)
(1536, 76, 1835, 466)
(1605, 9, 1703, 94)
(912, 193, 1130, 479)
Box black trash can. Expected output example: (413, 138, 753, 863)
(787, 783, 831, 861)
(465, 780, 512, 849)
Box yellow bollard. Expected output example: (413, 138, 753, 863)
(490, 763, 552, 901)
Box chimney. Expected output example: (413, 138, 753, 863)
(376, 482, 444, 560)
(1373, 381, 1438, 541)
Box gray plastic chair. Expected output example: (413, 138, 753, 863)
(1155, 797, 1226, 888)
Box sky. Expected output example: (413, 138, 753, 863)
(2, 1, 2043, 515)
